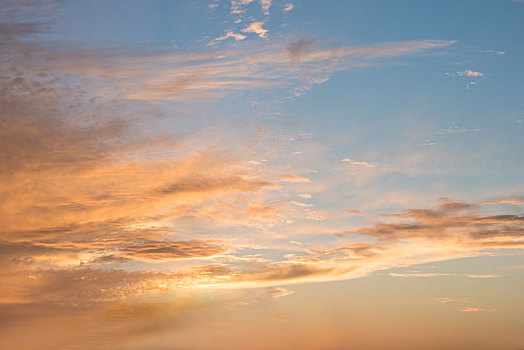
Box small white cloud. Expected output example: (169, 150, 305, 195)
(231, 0, 255, 14)
(465, 81, 476, 89)
(297, 194, 311, 199)
(342, 158, 377, 168)
(496, 51, 505, 55)
(289, 240, 302, 246)
(208, 31, 246, 46)
(283, 3, 294, 12)
(457, 70, 484, 77)
(242, 21, 269, 38)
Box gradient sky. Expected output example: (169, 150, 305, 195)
(1, 0, 523, 349)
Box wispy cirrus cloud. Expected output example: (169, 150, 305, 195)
(3, 36, 454, 103)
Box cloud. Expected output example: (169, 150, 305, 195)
(2, 38, 455, 103)
(337, 244, 384, 257)
(0, 1, 288, 296)
(260, 0, 271, 15)
(1, 0, 456, 106)
(242, 21, 268, 38)
(290, 201, 313, 207)
(208, 31, 246, 46)
(460, 307, 495, 313)
(233, 262, 336, 284)
(230, 0, 255, 14)
(269, 287, 293, 298)
(464, 274, 498, 278)
(341, 197, 524, 247)
(283, 3, 294, 12)
(279, 174, 311, 183)
(229, 0, 271, 16)
(437, 126, 468, 134)
(286, 38, 316, 62)
(438, 297, 456, 303)
(483, 197, 524, 206)
(0, 0, 60, 41)
(342, 158, 378, 168)
(389, 272, 451, 277)
(0, 267, 174, 306)
(121, 240, 227, 262)
(457, 69, 484, 77)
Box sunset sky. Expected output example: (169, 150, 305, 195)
(1, 0, 523, 349)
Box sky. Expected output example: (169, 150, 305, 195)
(1, 0, 523, 349)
